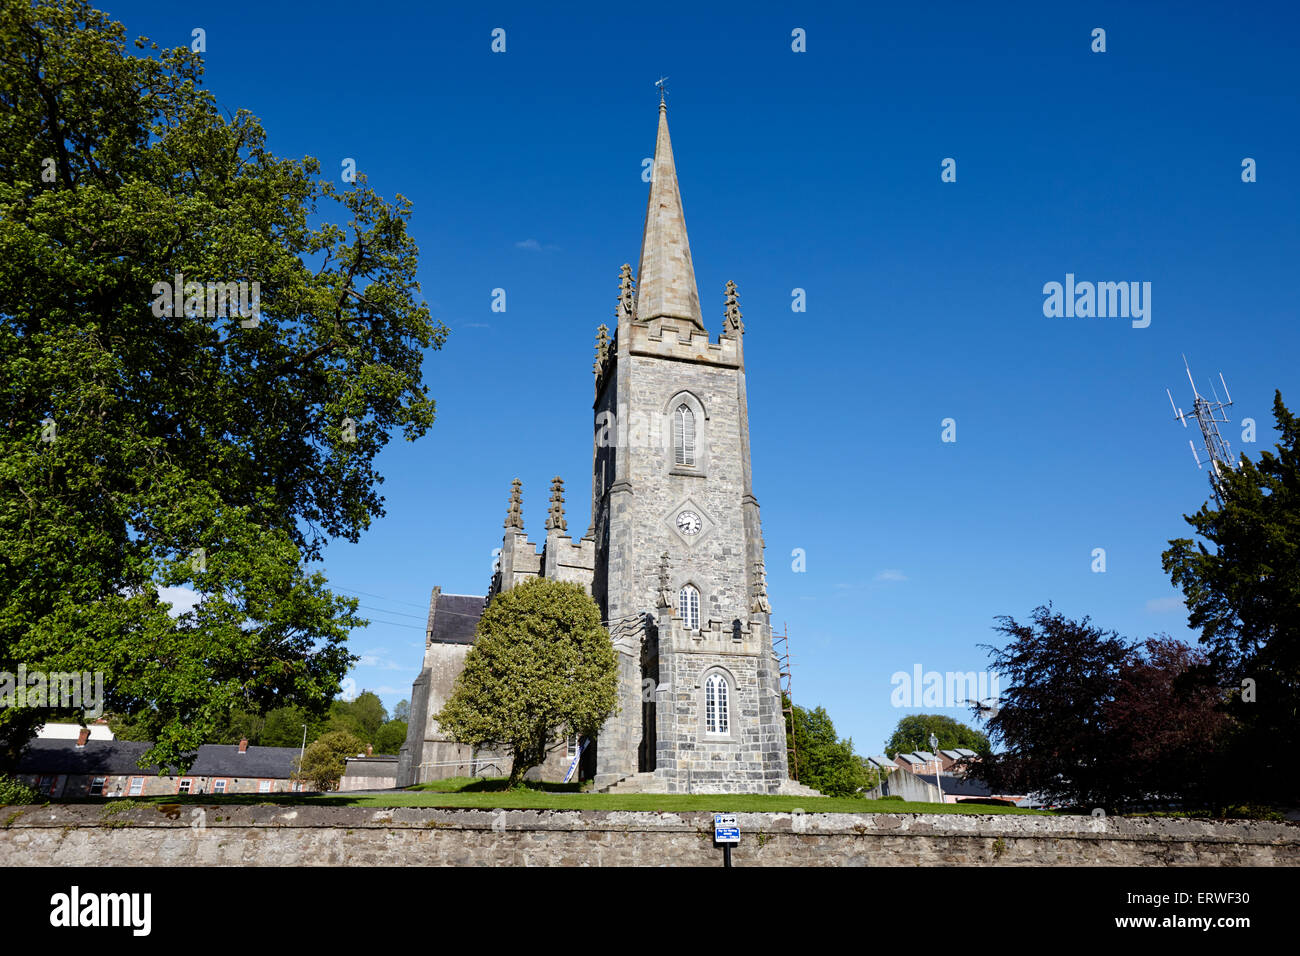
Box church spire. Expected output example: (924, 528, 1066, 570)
(634, 99, 704, 329)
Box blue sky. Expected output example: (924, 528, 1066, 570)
(111, 1, 1299, 753)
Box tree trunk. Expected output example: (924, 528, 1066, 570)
(506, 757, 527, 790)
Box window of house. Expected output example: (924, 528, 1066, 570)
(258, 780, 272, 793)
(178, 779, 192, 794)
(36, 775, 58, 795)
(705, 673, 729, 735)
(213, 779, 227, 794)
(292, 782, 304, 792)
(566, 734, 580, 758)
(673, 404, 695, 467)
(89, 776, 105, 796)
(128, 777, 143, 796)
(678, 585, 700, 630)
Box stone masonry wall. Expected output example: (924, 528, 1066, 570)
(2, 806, 1294, 867)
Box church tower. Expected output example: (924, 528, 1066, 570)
(589, 98, 794, 793)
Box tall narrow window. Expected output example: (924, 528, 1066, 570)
(673, 404, 695, 466)
(678, 585, 700, 630)
(706, 674, 729, 735)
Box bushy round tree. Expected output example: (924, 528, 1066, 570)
(435, 579, 618, 788)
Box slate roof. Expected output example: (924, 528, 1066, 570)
(895, 753, 922, 765)
(915, 774, 994, 798)
(18, 739, 303, 778)
(429, 592, 485, 644)
(868, 756, 895, 769)
(912, 751, 937, 762)
(189, 744, 301, 778)
(954, 748, 978, 757)
(16, 739, 159, 775)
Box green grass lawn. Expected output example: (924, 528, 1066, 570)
(36, 776, 1047, 815)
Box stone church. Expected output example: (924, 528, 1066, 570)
(397, 98, 811, 795)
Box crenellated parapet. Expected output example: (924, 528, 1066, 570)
(627, 316, 741, 368)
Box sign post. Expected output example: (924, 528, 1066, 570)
(713, 813, 740, 867)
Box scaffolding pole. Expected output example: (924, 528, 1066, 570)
(773, 622, 798, 782)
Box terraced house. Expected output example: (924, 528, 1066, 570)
(17, 733, 309, 797)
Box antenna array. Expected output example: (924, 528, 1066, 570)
(1166, 355, 1236, 505)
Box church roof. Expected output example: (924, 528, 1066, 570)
(634, 99, 704, 329)
(428, 592, 485, 644)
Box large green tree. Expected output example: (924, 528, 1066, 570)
(972, 605, 1132, 808)
(0, 1, 445, 770)
(324, 690, 387, 742)
(1163, 391, 1300, 803)
(785, 699, 872, 797)
(884, 714, 990, 759)
(435, 579, 618, 789)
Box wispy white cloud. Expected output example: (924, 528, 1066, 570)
(356, 650, 408, 671)
(875, 569, 908, 583)
(515, 238, 559, 252)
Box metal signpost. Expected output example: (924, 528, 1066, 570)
(714, 813, 740, 867)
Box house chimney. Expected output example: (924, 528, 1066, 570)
(238, 738, 249, 753)
(76, 727, 90, 747)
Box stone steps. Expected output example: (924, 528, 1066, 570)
(598, 773, 823, 797)
(599, 772, 669, 794)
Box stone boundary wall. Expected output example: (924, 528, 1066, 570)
(1, 805, 1295, 866)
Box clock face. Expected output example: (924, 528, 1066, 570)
(676, 510, 702, 535)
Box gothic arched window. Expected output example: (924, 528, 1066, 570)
(705, 673, 729, 735)
(678, 585, 700, 631)
(673, 404, 695, 467)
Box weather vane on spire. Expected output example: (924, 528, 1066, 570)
(655, 75, 669, 104)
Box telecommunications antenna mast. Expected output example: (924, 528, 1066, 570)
(1166, 355, 1236, 504)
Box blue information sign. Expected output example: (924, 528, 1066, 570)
(714, 813, 740, 844)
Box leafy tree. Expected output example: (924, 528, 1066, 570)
(330, 691, 386, 741)
(435, 579, 618, 788)
(1103, 637, 1230, 808)
(785, 697, 872, 797)
(392, 699, 410, 723)
(1163, 391, 1300, 803)
(372, 718, 408, 756)
(0, 773, 40, 805)
(106, 712, 152, 742)
(0, 1, 445, 771)
(260, 705, 323, 748)
(884, 714, 990, 758)
(295, 730, 365, 792)
(220, 707, 266, 746)
(318, 691, 387, 742)
(972, 605, 1133, 808)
